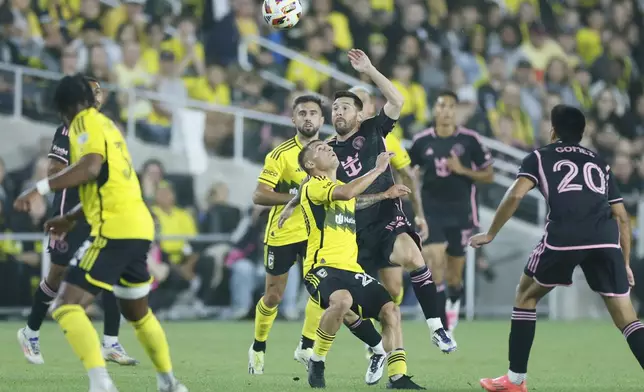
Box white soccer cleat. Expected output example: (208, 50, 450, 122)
(445, 299, 461, 333)
(293, 342, 313, 369)
(158, 382, 188, 392)
(17, 328, 44, 364)
(103, 342, 139, 366)
(431, 328, 457, 354)
(365, 353, 385, 385)
(248, 345, 265, 375)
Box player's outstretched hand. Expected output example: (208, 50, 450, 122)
(13, 188, 39, 212)
(348, 49, 373, 73)
(384, 184, 411, 199)
(626, 265, 635, 287)
(375, 152, 395, 172)
(278, 205, 295, 229)
(469, 232, 494, 248)
(44, 215, 76, 240)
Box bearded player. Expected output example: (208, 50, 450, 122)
(18, 76, 137, 366)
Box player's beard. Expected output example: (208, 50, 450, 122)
(333, 117, 356, 136)
(297, 123, 319, 138)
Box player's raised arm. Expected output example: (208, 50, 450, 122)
(348, 49, 404, 120)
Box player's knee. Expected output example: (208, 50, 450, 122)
(328, 290, 353, 314)
(446, 270, 463, 287)
(379, 302, 400, 329)
(263, 287, 284, 307)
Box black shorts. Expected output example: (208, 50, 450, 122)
(357, 212, 421, 271)
(66, 236, 152, 296)
(264, 241, 307, 276)
(424, 203, 474, 257)
(524, 239, 630, 296)
(304, 267, 392, 320)
(47, 223, 91, 266)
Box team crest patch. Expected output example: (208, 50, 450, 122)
(77, 133, 88, 144)
(352, 136, 365, 150)
(451, 143, 465, 157)
(267, 250, 274, 269)
(55, 240, 69, 253)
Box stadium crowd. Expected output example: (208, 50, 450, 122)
(1, 0, 644, 317)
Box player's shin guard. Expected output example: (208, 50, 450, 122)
(312, 328, 335, 361)
(300, 297, 323, 350)
(507, 308, 536, 384)
(386, 348, 407, 379)
(132, 309, 173, 373)
(409, 266, 444, 331)
(102, 290, 121, 343)
(253, 297, 278, 352)
(52, 304, 106, 370)
(27, 280, 57, 333)
(348, 318, 384, 351)
(622, 320, 644, 368)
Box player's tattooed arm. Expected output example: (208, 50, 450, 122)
(355, 193, 387, 210)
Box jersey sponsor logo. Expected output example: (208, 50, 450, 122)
(267, 250, 275, 269)
(341, 153, 363, 178)
(51, 145, 69, 156)
(434, 157, 451, 177)
(352, 136, 366, 150)
(262, 168, 278, 177)
(335, 213, 356, 226)
(451, 143, 465, 157)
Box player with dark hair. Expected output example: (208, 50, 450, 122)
(282, 50, 455, 353)
(248, 94, 326, 374)
(409, 90, 494, 336)
(298, 140, 425, 390)
(14, 74, 187, 392)
(471, 104, 644, 392)
(18, 75, 137, 367)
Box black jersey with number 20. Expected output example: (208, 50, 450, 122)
(327, 110, 397, 230)
(518, 142, 623, 249)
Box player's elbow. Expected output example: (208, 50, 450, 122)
(252, 190, 266, 206)
(85, 157, 102, 180)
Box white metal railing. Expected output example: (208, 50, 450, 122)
(238, 35, 372, 93)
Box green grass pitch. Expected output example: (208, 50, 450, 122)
(0, 320, 641, 391)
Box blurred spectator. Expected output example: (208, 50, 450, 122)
(199, 182, 241, 236)
(137, 50, 185, 145)
(612, 154, 642, 220)
(516, 22, 566, 79)
(139, 159, 165, 205)
(140, 20, 166, 75)
(390, 60, 428, 138)
(8, 0, 44, 68)
(186, 65, 231, 105)
(103, 0, 148, 41)
(285, 34, 329, 92)
(161, 15, 205, 78)
(487, 82, 534, 150)
(0, 158, 16, 207)
(70, 20, 120, 74)
(115, 41, 152, 122)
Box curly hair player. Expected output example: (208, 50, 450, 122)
(470, 105, 644, 392)
(17, 76, 137, 367)
(14, 74, 187, 392)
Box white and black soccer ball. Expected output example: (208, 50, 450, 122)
(262, 0, 303, 30)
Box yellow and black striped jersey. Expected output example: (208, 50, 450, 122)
(300, 175, 363, 276)
(68, 108, 154, 240)
(258, 137, 309, 246)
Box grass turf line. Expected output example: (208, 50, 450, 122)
(0, 320, 641, 391)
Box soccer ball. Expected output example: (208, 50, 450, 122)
(262, 0, 302, 30)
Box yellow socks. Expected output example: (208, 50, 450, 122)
(132, 309, 173, 373)
(52, 304, 106, 370)
(387, 349, 408, 378)
(300, 297, 324, 346)
(254, 297, 278, 345)
(312, 328, 335, 361)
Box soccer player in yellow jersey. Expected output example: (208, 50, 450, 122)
(297, 140, 425, 390)
(248, 95, 326, 374)
(14, 75, 186, 392)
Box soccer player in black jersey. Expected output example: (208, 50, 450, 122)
(471, 105, 644, 392)
(17, 77, 137, 366)
(298, 49, 454, 352)
(409, 91, 494, 335)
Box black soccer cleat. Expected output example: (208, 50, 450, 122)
(307, 359, 326, 388)
(386, 375, 426, 389)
